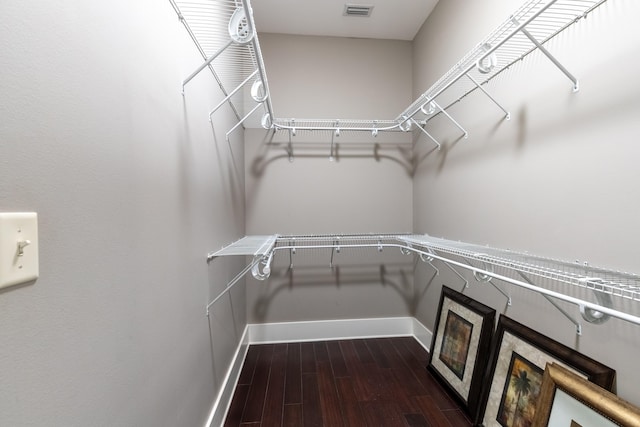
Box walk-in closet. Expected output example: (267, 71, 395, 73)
(2, 0, 640, 426)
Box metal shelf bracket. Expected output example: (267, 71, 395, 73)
(512, 17, 580, 92)
(518, 271, 583, 335)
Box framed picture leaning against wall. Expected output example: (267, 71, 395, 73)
(479, 314, 616, 427)
(428, 285, 496, 424)
(532, 362, 640, 427)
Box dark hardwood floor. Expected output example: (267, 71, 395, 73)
(223, 337, 473, 426)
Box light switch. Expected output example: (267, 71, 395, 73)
(0, 212, 39, 290)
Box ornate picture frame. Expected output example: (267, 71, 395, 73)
(532, 363, 640, 427)
(428, 286, 496, 424)
(479, 315, 616, 427)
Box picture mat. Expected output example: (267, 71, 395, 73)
(482, 331, 587, 427)
(431, 296, 484, 402)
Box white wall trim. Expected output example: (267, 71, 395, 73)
(411, 317, 432, 351)
(204, 325, 250, 427)
(248, 317, 415, 343)
(207, 317, 432, 426)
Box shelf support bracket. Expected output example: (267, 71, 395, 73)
(442, 261, 469, 290)
(417, 247, 440, 276)
(432, 100, 468, 139)
(182, 39, 234, 93)
(462, 257, 512, 305)
(517, 271, 582, 335)
(465, 73, 510, 119)
(487, 279, 512, 305)
(411, 118, 441, 149)
(225, 102, 264, 142)
(512, 18, 579, 92)
(330, 237, 340, 268)
(206, 256, 261, 316)
(209, 69, 259, 120)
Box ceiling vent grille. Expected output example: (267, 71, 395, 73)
(343, 4, 374, 17)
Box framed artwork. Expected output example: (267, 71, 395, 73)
(428, 286, 496, 424)
(532, 363, 640, 427)
(479, 315, 616, 427)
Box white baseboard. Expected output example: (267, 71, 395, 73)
(205, 325, 250, 427)
(411, 317, 433, 351)
(208, 317, 432, 426)
(248, 317, 418, 344)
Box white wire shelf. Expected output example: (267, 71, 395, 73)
(207, 235, 277, 261)
(171, 0, 274, 139)
(271, 119, 419, 135)
(171, 0, 610, 140)
(272, 0, 608, 138)
(205, 233, 640, 330)
(398, 235, 640, 302)
(397, 0, 606, 124)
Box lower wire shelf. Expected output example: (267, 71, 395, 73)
(206, 234, 640, 330)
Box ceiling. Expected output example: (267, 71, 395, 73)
(251, 0, 440, 41)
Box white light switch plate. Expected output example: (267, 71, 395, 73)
(0, 212, 39, 289)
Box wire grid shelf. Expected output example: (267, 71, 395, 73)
(398, 235, 640, 302)
(208, 235, 277, 259)
(206, 233, 640, 324)
(399, 0, 607, 121)
(269, 0, 609, 134)
(171, 0, 268, 120)
(271, 119, 413, 134)
(273, 234, 410, 248)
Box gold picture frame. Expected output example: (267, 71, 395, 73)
(479, 315, 616, 427)
(532, 363, 640, 427)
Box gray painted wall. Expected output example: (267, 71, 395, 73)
(245, 34, 415, 323)
(0, 1, 246, 425)
(412, 0, 640, 405)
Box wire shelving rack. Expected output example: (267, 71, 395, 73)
(205, 234, 640, 332)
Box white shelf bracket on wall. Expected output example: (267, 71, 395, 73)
(517, 270, 583, 335)
(465, 73, 511, 120)
(512, 17, 580, 92)
(182, 40, 235, 93)
(440, 261, 469, 291)
(461, 256, 513, 306)
(411, 118, 441, 149)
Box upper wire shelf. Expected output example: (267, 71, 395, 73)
(272, 0, 608, 140)
(172, 0, 609, 141)
(171, 0, 274, 140)
(397, 0, 605, 122)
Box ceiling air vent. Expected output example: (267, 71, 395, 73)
(343, 4, 374, 17)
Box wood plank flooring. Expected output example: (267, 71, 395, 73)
(224, 337, 473, 427)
